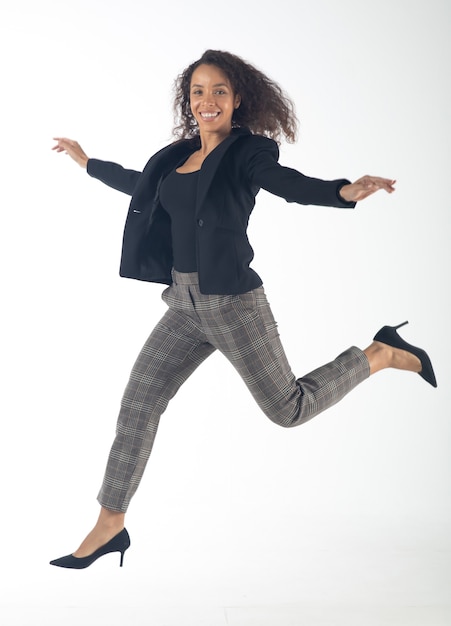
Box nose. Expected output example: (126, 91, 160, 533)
(203, 92, 215, 106)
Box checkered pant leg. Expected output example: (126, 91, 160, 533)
(187, 283, 370, 428)
(97, 309, 215, 512)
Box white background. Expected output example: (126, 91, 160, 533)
(1, 0, 450, 624)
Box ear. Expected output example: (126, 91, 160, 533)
(234, 94, 241, 109)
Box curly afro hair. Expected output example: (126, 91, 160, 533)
(173, 50, 298, 144)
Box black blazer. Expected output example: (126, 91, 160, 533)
(87, 127, 355, 294)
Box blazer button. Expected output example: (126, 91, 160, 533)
(197, 219, 204, 227)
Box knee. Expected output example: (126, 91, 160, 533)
(265, 410, 302, 429)
(267, 412, 294, 428)
(264, 400, 318, 429)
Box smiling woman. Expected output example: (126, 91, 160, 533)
(50, 48, 436, 570)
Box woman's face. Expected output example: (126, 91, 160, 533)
(189, 64, 241, 138)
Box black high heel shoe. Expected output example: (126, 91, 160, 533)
(373, 321, 437, 387)
(49, 528, 130, 569)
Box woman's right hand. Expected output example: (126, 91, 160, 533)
(52, 137, 89, 168)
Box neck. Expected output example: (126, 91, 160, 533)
(197, 129, 232, 156)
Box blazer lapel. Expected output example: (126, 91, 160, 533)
(196, 128, 250, 213)
(128, 128, 250, 215)
(129, 140, 196, 212)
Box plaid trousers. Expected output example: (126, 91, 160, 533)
(98, 271, 370, 512)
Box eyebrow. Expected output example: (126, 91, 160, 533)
(191, 83, 230, 89)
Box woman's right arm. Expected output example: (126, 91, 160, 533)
(52, 137, 141, 196)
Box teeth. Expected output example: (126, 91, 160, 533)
(201, 112, 219, 118)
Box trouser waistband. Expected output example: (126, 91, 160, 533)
(171, 269, 200, 285)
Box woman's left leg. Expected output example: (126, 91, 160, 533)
(198, 286, 423, 426)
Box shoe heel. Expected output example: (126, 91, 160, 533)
(393, 321, 408, 331)
(120, 551, 125, 567)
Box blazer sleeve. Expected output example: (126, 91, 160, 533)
(246, 138, 356, 209)
(86, 158, 142, 196)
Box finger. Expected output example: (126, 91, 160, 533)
(52, 137, 78, 149)
(362, 179, 396, 194)
(355, 175, 396, 185)
(375, 181, 396, 193)
(360, 184, 394, 199)
(365, 176, 393, 183)
(365, 176, 396, 189)
(52, 139, 68, 149)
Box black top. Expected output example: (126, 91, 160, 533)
(159, 168, 199, 272)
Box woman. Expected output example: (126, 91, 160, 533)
(50, 50, 436, 569)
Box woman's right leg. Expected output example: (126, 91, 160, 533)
(73, 306, 214, 557)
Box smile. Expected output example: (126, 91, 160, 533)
(200, 112, 220, 119)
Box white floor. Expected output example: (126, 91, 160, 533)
(3, 517, 450, 626)
(4, 605, 451, 626)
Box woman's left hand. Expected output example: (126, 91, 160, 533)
(339, 176, 396, 202)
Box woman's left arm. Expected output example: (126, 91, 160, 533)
(246, 137, 395, 207)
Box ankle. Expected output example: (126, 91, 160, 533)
(96, 507, 125, 530)
(364, 341, 391, 375)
